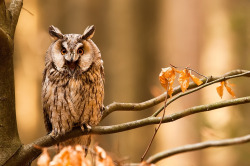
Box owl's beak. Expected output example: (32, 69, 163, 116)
(66, 60, 78, 75)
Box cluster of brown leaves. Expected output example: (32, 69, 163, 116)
(37, 145, 115, 166)
(159, 67, 203, 96)
(37, 145, 156, 166)
(159, 66, 236, 99)
(216, 81, 235, 98)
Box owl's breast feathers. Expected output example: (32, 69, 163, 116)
(42, 62, 104, 134)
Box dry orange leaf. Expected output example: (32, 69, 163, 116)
(159, 67, 203, 94)
(216, 81, 224, 98)
(37, 148, 51, 166)
(37, 146, 92, 166)
(190, 73, 203, 86)
(37, 145, 117, 166)
(94, 146, 115, 166)
(177, 69, 203, 92)
(225, 86, 235, 97)
(177, 69, 190, 92)
(159, 67, 176, 97)
(216, 81, 236, 98)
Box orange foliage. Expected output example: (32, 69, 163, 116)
(94, 146, 115, 166)
(159, 66, 236, 99)
(37, 145, 153, 166)
(177, 68, 203, 92)
(216, 81, 236, 98)
(159, 67, 203, 95)
(159, 67, 176, 97)
(37, 148, 51, 166)
(37, 145, 115, 166)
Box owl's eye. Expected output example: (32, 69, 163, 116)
(61, 48, 67, 55)
(77, 48, 84, 55)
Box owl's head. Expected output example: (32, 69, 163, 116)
(46, 25, 102, 76)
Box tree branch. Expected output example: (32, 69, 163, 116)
(7, 96, 250, 165)
(146, 134, 250, 164)
(103, 69, 250, 119)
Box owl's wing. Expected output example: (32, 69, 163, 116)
(43, 108, 52, 133)
(100, 64, 105, 113)
(42, 68, 52, 133)
(100, 63, 105, 83)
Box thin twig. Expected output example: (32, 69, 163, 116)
(141, 84, 168, 161)
(102, 69, 250, 119)
(152, 70, 250, 117)
(169, 64, 208, 79)
(146, 134, 250, 164)
(186, 67, 208, 79)
(22, 7, 34, 16)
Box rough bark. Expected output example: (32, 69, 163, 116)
(0, 0, 23, 165)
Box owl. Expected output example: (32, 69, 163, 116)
(42, 25, 104, 150)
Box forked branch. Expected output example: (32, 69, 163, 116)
(103, 69, 250, 119)
(7, 96, 250, 165)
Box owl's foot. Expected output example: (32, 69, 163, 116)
(49, 131, 58, 140)
(80, 124, 92, 133)
(50, 128, 67, 139)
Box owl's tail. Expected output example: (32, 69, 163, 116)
(59, 135, 91, 155)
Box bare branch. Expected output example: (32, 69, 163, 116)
(141, 86, 169, 161)
(98, 96, 250, 134)
(146, 134, 250, 164)
(102, 92, 167, 119)
(7, 96, 250, 165)
(103, 69, 250, 119)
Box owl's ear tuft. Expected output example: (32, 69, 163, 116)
(82, 25, 95, 40)
(49, 25, 64, 40)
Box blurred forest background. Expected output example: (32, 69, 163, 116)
(7, 0, 250, 165)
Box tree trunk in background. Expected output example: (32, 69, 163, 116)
(200, 1, 236, 166)
(228, 0, 250, 165)
(14, 0, 44, 144)
(101, 0, 160, 162)
(156, 0, 202, 165)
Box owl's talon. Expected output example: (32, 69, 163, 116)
(49, 131, 58, 140)
(81, 124, 92, 133)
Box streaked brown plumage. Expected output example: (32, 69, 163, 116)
(42, 25, 104, 149)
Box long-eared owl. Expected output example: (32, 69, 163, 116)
(42, 25, 104, 148)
